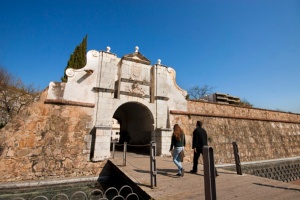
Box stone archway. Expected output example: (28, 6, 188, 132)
(113, 102, 154, 153)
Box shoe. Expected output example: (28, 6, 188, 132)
(190, 170, 197, 173)
(176, 173, 181, 176)
(181, 168, 184, 177)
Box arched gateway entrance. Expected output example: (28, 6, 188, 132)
(46, 47, 188, 161)
(113, 102, 154, 153)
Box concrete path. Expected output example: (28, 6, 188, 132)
(110, 152, 300, 200)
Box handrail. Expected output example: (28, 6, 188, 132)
(150, 141, 157, 188)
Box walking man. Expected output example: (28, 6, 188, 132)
(190, 120, 218, 176)
(190, 120, 207, 173)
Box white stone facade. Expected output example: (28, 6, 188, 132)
(46, 47, 187, 161)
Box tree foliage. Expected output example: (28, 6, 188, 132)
(239, 98, 253, 108)
(187, 85, 215, 100)
(61, 35, 88, 82)
(0, 66, 40, 128)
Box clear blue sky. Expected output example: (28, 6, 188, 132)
(1, 0, 299, 113)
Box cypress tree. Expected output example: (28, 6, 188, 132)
(61, 35, 88, 82)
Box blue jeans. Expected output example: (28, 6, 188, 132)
(173, 147, 183, 173)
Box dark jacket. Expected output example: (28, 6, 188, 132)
(192, 127, 207, 152)
(169, 132, 186, 150)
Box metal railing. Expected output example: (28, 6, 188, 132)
(150, 141, 157, 189)
(111, 141, 157, 189)
(3, 185, 139, 200)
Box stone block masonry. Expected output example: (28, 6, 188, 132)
(170, 99, 300, 164)
(1, 46, 300, 183)
(0, 91, 105, 182)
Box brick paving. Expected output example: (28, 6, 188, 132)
(110, 152, 300, 200)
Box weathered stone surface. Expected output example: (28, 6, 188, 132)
(1, 91, 300, 182)
(171, 100, 300, 164)
(1, 49, 300, 183)
(0, 91, 105, 182)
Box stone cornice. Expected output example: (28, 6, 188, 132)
(122, 52, 151, 65)
(120, 91, 150, 98)
(121, 78, 150, 86)
(170, 110, 300, 124)
(155, 96, 169, 101)
(188, 99, 300, 116)
(44, 99, 95, 108)
(92, 87, 114, 93)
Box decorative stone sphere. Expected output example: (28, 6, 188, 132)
(157, 59, 161, 65)
(135, 46, 139, 52)
(106, 46, 111, 52)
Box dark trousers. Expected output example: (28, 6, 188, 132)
(192, 151, 202, 172)
(193, 151, 219, 176)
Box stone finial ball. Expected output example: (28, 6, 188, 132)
(158, 59, 161, 64)
(135, 46, 139, 52)
(106, 46, 111, 52)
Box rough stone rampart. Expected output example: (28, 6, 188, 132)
(170, 100, 300, 164)
(0, 90, 105, 182)
(1, 92, 300, 183)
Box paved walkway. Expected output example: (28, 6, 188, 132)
(110, 152, 300, 200)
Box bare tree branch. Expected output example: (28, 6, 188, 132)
(0, 66, 40, 128)
(187, 84, 215, 100)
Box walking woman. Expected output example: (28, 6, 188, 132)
(169, 124, 186, 177)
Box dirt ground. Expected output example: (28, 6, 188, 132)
(290, 179, 300, 185)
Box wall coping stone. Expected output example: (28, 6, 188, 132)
(170, 110, 300, 124)
(188, 99, 300, 116)
(216, 156, 300, 168)
(44, 99, 95, 108)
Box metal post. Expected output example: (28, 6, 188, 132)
(112, 141, 115, 159)
(203, 146, 217, 200)
(123, 142, 127, 166)
(150, 141, 157, 188)
(232, 142, 242, 175)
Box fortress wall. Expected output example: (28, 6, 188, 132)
(1, 90, 300, 183)
(0, 90, 105, 183)
(170, 100, 300, 164)
(187, 100, 300, 122)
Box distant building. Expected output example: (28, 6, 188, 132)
(203, 93, 241, 105)
(111, 119, 120, 142)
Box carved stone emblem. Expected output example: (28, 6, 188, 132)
(125, 82, 145, 96)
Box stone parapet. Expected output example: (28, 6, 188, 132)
(187, 100, 300, 122)
(170, 100, 300, 165)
